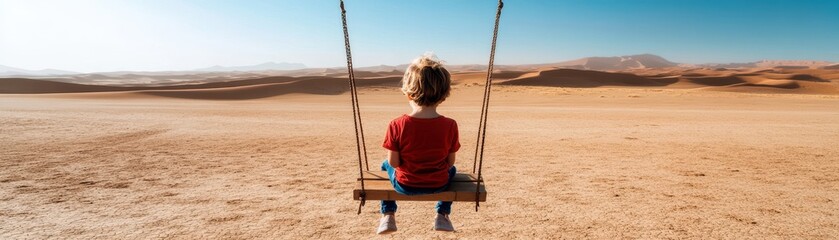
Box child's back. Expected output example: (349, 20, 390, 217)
(376, 54, 460, 234)
(383, 114, 459, 188)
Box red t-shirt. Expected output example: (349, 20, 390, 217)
(382, 114, 461, 188)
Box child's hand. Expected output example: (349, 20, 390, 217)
(446, 152, 456, 168)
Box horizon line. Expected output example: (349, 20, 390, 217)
(2, 54, 838, 74)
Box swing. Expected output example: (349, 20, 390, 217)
(340, 0, 504, 214)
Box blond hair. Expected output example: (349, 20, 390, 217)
(401, 54, 452, 106)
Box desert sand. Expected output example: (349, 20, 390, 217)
(2, 68, 839, 239)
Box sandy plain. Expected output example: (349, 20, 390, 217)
(2, 68, 839, 239)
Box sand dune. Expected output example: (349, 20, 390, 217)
(138, 77, 400, 100)
(744, 79, 800, 89)
(713, 79, 839, 95)
(498, 68, 677, 87)
(2, 67, 837, 99)
(492, 68, 839, 94)
(450, 71, 529, 85)
(0, 78, 134, 93)
(139, 80, 345, 100)
(0, 76, 402, 99)
(324, 70, 400, 78)
(680, 76, 746, 86)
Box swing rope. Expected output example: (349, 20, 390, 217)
(340, 0, 503, 214)
(340, 0, 370, 214)
(472, 0, 503, 212)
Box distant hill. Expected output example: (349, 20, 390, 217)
(700, 60, 835, 69)
(0, 65, 79, 76)
(540, 54, 679, 71)
(194, 62, 307, 72)
(2, 55, 835, 79)
(324, 55, 682, 73)
(510, 55, 836, 71)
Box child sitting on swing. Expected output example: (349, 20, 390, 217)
(377, 54, 460, 234)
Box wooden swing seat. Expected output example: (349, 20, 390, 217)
(353, 171, 487, 202)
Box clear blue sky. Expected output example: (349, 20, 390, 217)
(1, 0, 837, 72)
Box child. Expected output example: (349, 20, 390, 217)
(377, 54, 460, 234)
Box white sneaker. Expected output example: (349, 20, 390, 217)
(433, 213, 455, 231)
(376, 214, 397, 234)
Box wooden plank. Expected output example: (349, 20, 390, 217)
(353, 180, 487, 202)
(359, 171, 481, 182)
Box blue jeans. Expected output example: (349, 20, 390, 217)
(380, 159, 456, 214)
